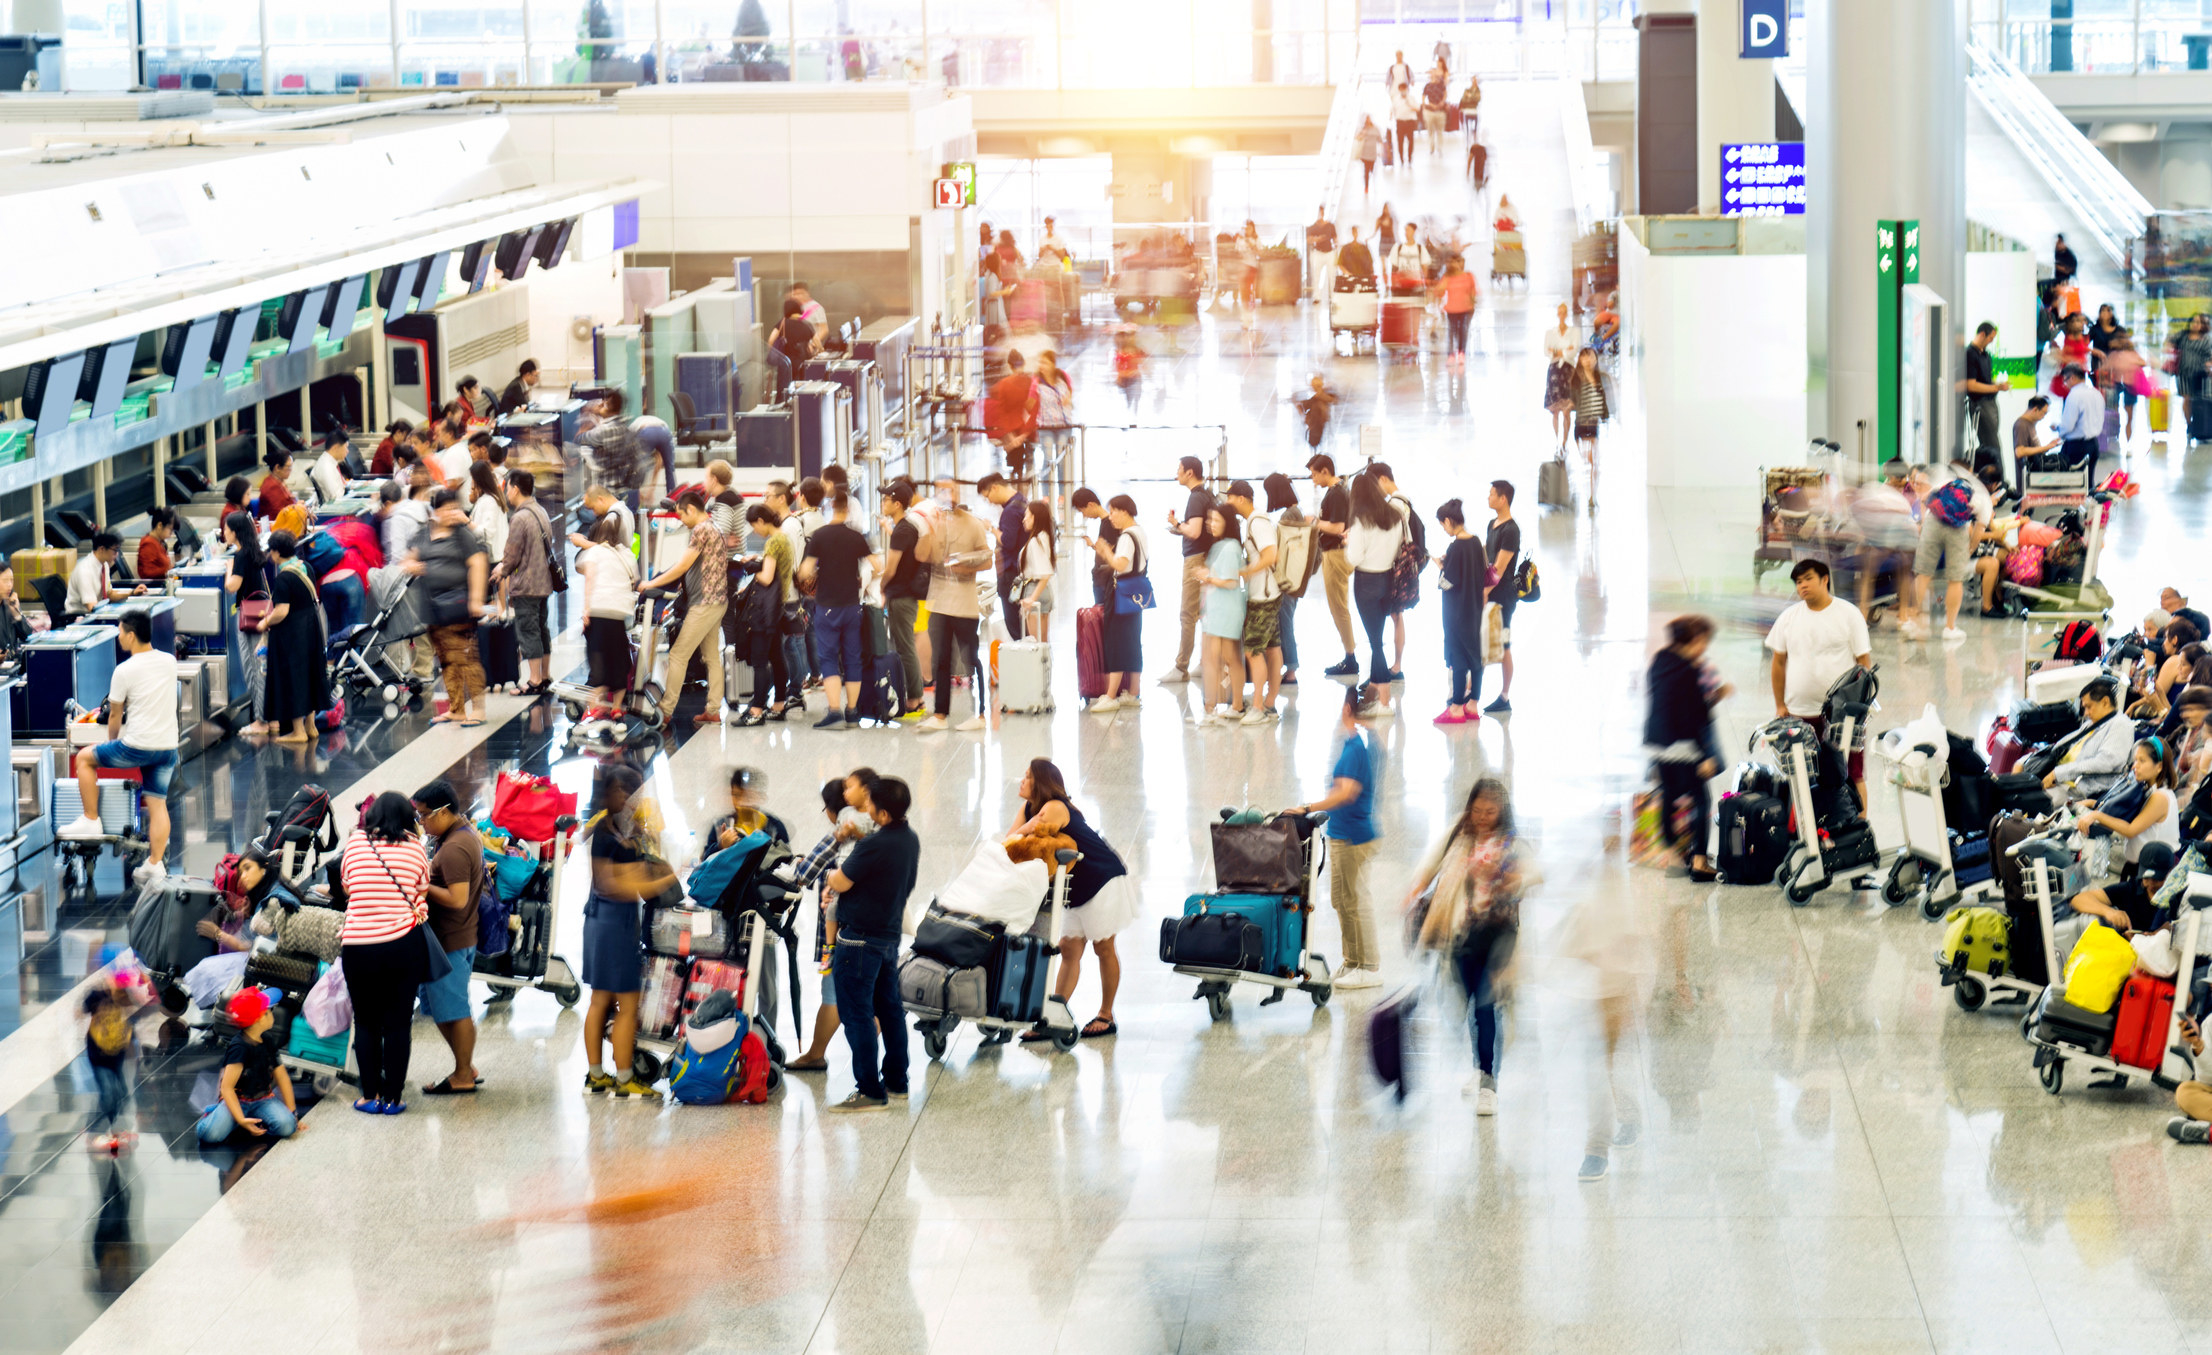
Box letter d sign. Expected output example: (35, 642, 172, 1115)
(1740, 0, 1787, 58)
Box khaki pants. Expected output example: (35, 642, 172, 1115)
(1320, 550, 1357, 656)
(2179, 1080, 2212, 1122)
(430, 624, 483, 716)
(659, 601, 726, 716)
(1174, 554, 1207, 672)
(1327, 836, 1380, 970)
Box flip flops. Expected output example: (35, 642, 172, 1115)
(421, 1077, 480, 1095)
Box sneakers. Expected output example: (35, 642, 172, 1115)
(1087, 696, 1122, 713)
(915, 715, 950, 732)
(583, 1070, 616, 1095)
(1899, 619, 1927, 641)
(1385, 668, 1405, 683)
(955, 714, 987, 732)
(1239, 706, 1272, 727)
(813, 711, 847, 731)
(2168, 1116, 2211, 1144)
(886, 1086, 910, 1101)
(1613, 1122, 1641, 1148)
(1941, 627, 1968, 642)
(58, 814, 105, 841)
(1323, 657, 1361, 679)
(899, 706, 926, 722)
(829, 1091, 889, 1113)
(1483, 696, 1511, 714)
(1577, 1153, 1610, 1182)
(1156, 668, 1190, 685)
(692, 712, 723, 727)
(1476, 1087, 1499, 1116)
(135, 859, 167, 885)
(1366, 702, 1396, 720)
(1189, 709, 1215, 728)
(1333, 966, 1380, 990)
(610, 1077, 662, 1101)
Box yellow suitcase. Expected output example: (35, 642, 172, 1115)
(2149, 392, 2170, 433)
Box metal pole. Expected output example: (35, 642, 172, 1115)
(30, 480, 41, 552)
(93, 459, 107, 528)
(154, 435, 167, 509)
(389, 0, 402, 90)
(204, 420, 218, 481)
(301, 384, 312, 445)
(256, 399, 268, 467)
(258, 0, 269, 96)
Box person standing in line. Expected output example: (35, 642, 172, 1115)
(1371, 462, 1422, 681)
(584, 390, 646, 512)
(782, 771, 879, 1073)
(1389, 80, 1419, 164)
(1159, 455, 1217, 686)
(1482, 480, 1521, 715)
(1767, 558, 1873, 799)
(915, 482, 993, 733)
(221, 512, 274, 736)
(254, 530, 330, 744)
(1016, 500, 1057, 643)
(497, 469, 556, 696)
(1433, 499, 1487, 725)
(1568, 347, 1614, 510)
(1223, 480, 1282, 723)
(1900, 459, 1990, 642)
(576, 515, 637, 712)
(2056, 361, 2103, 479)
(338, 792, 433, 1116)
(1263, 473, 1305, 690)
(879, 478, 930, 721)
(733, 504, 800, 727)
(799, 486, 876, 730)
(1294, 688, 1383, 989)
(1308, 454, 1359, 679)
(412, 780, 484, 1096)
(640, 490, 729, 726)
(1962, 321, 2006, 468)
(1193, 503, 1249, 727)
(1433, 255, 1478, 369)
(408, 488, 490, 728)
(979, 473, 1028, 639)
(466, 461, 508, 566)
(1009, 759, 1137, 1042)
(1306, 206, 1338, 302)
(1088, 495, 1150, 713)
(1409, 779, 1521, 1115)
(1344, 474, 1406, 719)
(824, 777, 922, 1112)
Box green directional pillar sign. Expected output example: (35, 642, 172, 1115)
(1875, 219, 1920, 463)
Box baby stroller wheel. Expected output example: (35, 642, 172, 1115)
(1952, 976, 1986, 1012)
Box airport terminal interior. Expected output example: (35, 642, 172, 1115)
(5, 1, 2212, 1351)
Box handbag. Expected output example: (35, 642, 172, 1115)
(417, 923, 454, 982)
(491, 771, 578, 844)
(779, 601, 810, 636)
(1113, 574, 1156, 616)
(237, 589, 272, 631)
(430, 586, 473, 627)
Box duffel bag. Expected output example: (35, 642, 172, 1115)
(1209, 818, 1304, 893)
(650, 905, 734, 959)
(912, 904, 1003, 971)
(897, 951, 987, 1019)
(1159, 913, 1264, 971)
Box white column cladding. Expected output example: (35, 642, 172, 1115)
(1695, 2, 1774, 214)
(1807, 0, 1966, 464)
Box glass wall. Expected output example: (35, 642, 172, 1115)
(1971, 0, 2212, 74)
(114, 0, 1346, 94)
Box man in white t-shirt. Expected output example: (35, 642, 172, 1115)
(1767, 558, 1874, 794)
(58, 609, 179, 883)
(1225, 480, 1282, 724)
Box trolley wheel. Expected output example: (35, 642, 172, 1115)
(1204, 986, 1231, 1023)
(1920, 892, 1949, 922)
(563, 700, 586, 722)
(631, 1050, 664, 1085)
(1051, 1026, 1079, 1053)
(555, 985, 581, 1008)
(1882, 858, 1922, 906)
(1785, 864, 1820, 906)
(1310, 984, 1331, 1008)
(383, 703, 402, 721)
(1953, 976, 1987, 1013)
(2038, 1056, 2063, 1096)
(923, 1028, 950, 1061)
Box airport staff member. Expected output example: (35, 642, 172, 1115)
(66, 532, 146, 619)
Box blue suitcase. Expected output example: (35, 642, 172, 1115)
(990, 932, 1050, 1022)
(1179, 893, 1305, 977)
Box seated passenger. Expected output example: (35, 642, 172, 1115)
(137, 508, 177, 581)
(2069, 737, 2179, 874)
(193, 988, 302, 1145)
(2067, 842, 2176, 933)
(1591, 293, 1621, 347)
(66, 532, 146, 618)
(2042, 674, 2131, 807)
(2173, 686, 2212, 802)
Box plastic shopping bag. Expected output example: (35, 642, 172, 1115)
(304, 959, 353, 1037)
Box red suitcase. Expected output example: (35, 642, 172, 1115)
(1985, 715, 2026, 776)
(1380, 298, 1423, 347)
(1076, 603, 1107, 700)
(2110, 973, 2177, 1071)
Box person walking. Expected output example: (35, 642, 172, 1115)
(879, 478, 929, 721)
(1433, 255, 1478, 369)
(1645, 615, 1726, 882)
(1309, 454, 1359, 679)
(1295, 375, 1339, 450)
(1088, 495, 1150, 712)
(1194, 503, 1249, 727)
(1008, 759, 1137, 1042)
(1433, 499, 1487, 724)
(409, 488, 490, 727)
(1421, 71, 1449, 154)
(252, 530, 329, 744)
(798, 486, 875, 730)
(339, 792, 434, 1116)
(1306, 206, 1338, 302)
(1482, 480, 1521, 715)
(824, 776, 922, 1111)
(1901, 459, 1990, 642)
(1345, 473, 1406, 718)
(1389, 80, 1418, 165)
(1544, 303, 1578, 449)
(1294, 688, 1382, 989)
(1409, 779, 1522, 1114)
(497, 469, 556, 696)
(580, 764, 676, 1101)
(412, 780, 483, 1096)
(1568, 347, 1614, 509)
(1355, 118, 1383, 193)
(639, 490, 729, 726)
(1032, 352, 1075, 475)
(1156, 456, 1217, 686)
(1223, 480, 1281, 723)
(915, 483, 993, 732)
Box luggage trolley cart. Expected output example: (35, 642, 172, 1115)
(1936, 812, 2070, 1015)
(476, 816, 584, 1009)
(1756, 725, 1881, 908)
(631, 832, 802, 1085)
(2022, 866, 2212, 1097)
(904, 848, 1083, 1060)
(1491, 229, 1527, 287)
(1875, 728, 1998, 921)
(1330, 276, 1380, 356)
(2002, 486, 2117, 622)
(1166, 809, 1334, 1023)
(56, 700, 151, 902)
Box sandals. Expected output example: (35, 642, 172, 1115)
(1080, 1017, 1118, 1039)
(422, 1076, 480, 1095)
(783, 1057, 829, 1072)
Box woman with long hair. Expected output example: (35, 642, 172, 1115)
(2178, 313, 2212, 442)
(579, 763, 678, 1101)
(222, 511, 273, 735)
(1343, 473, 1406, 717)
(1543, 302, 1578, 449)
(1017, 499, 1057, 642)
(339, 792, 432, 1115)
(578, 513, 637, 710)
(255, 530, 329, 744)
(1032, 350, 1075, 473)
(467, 459, 509, 562)
(1009, 758, 1136, 1041)
(1409, 779, 1522, 1116)
(1195, 503, 1248, 727)
(1568, 346, 1615, 509)
(1088, 495, 1148, 711)
(1266, 472, 1306, 689)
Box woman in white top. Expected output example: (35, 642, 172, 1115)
(1033, 352, 1075, 470)
(1017, 500, 1057, 642)
(466, 462, 509, 564)
(1543, 301, 1578, 449)
(578, 514, 638, 708)
(2072, 737, 2180, 872)
(1344, 472, 1407, 717)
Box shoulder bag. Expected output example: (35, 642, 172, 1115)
(238, 588, 273, 631)
(1112, 529, 1155, 615)
(367, 842, 450, 981)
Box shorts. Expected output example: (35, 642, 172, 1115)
(92, 741, 175, 799)
(816, 603, 862, 682)
(1242, 598, 1281, 654)
(513, 594, 550, 661)
(1913, 518, 1973, 583)
(1489, 597, 1516, 650)
(418, 946, 476, 1023)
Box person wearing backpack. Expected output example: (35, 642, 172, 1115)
(1372, 462, 1423, 681)
(1902, 458, 1991, 641)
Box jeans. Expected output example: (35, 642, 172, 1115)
(1444, 619, 1482, 705)
(195, 1095, 297, 1143)
(89, 1063, 129, 1133)
(1353, 569, 1391, 685)
(1455, 923, 1515, 1077)
(1327, 836, 1379, 969)
(783, 630, 811, 689)
(886, 597, 924, 707)
(658, 600, 725, 716)
(830, 934, 908, 1098)
(998, 567, 1024, 638)
(816, 603, 863, 684)
(1278, 594, 1301, 671)
(929, 613, 982, 717)
(1446, 309, 1472, 354)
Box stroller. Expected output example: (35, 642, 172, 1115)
(1756, 665, 1881, 905)
(1161, 809, 1334, 1022)
(631, 829, 802, 1087)
(331, 567, 430, 717)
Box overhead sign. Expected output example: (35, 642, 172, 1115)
(1740, 0, 1787, 58)
(936, 161, 977, 208)
(1720, 141, 1806, 216)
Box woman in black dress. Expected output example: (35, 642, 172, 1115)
(223, 512, 273, 735)
(1008, 758, 1135, 1041)
(1087, 495, 1148, 712)
(254, 530, 329, 744)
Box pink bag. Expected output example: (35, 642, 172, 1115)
(2004, 544, 2045, 587)
(303, 960, 351, 1037)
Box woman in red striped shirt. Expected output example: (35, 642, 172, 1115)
(341, 792, 433, 1115)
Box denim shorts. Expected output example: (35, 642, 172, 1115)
(816, 603, 863, 682)
(418, 946, 476, 1023)
(92, 741, 175, 799)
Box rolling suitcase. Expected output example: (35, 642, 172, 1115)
(2109, 973, 2178, 1071)
(2009, 700, 2077, 747)
(2150, 392, 2170, 433)
(1177, 892, 1301, 976)
(477, 617, 520, 690)
(989, 933, 1051, 1022)
(1985, 716, 2027, 775)
(997, 638, 1053, 713)
(642, 955, 689, 1041)
(1538, 452, 1569, 510)
(2034, 985, 2117, 1056)
(128, 878, 227, 977)
(1075, 604, 1107, 700)
(1368, 982, 1419, 1101)
(1716, 792, 1788, 885)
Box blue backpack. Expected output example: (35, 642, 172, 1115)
(688, 832, 767, 908)
(297, 530, 346, 577)
(667, 992, 749, 1105)
(1927, 479, 1976, 528)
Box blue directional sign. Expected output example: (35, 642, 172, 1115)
(1721, 141, 1806, 217)
(1741, 0, 1788, 58)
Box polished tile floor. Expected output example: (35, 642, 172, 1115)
(23, 75, 2212, 1355)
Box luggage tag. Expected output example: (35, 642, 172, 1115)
(691, 908, 713, 938)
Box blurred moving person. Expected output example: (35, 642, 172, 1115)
(1409, 779, 1523, 1115)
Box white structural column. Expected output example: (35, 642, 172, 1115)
(1807, 0, 1965, 462)
(1695, 3, 1773, 214)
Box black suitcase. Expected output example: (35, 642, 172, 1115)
(1718, 792, 1788, 885)
(2011, 700, 2079, 746)
(2035, 987, 2118, 1056)
(477, 618, 520, 689)
(128, 879, 227, 977)
(1160, 914, 1264, 971)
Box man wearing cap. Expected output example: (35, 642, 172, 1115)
(192, 988, 302, 1143)
(413, 780, 483, 1096)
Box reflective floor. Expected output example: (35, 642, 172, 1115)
(17, 76, 2212, 1355)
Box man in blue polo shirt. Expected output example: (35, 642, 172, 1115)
(1294, 687, 1381, 989)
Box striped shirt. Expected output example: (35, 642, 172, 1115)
(339, 835, 431, 945)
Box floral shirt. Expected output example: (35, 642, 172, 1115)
(688, 522, 728, 607)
